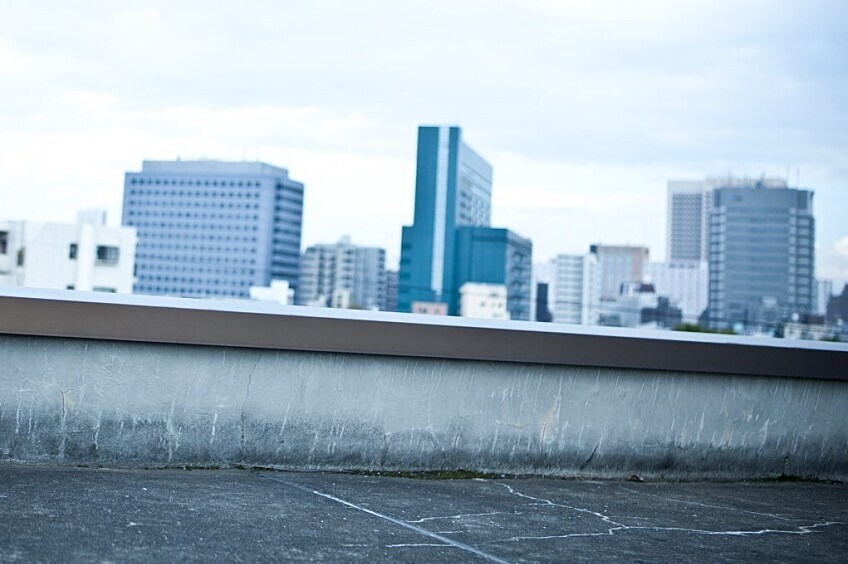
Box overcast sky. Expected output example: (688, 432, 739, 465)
(1, 0, 846, 287)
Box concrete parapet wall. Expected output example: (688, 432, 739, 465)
(2, 335, 846, 480)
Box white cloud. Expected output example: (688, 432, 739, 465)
(834, 236, 848, 259)
(0, 0, 846, 286)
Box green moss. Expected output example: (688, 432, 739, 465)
(347, 469, 511, 480)
(758, 474, 842, 484)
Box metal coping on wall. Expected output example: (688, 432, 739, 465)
(0, 288, 845, 381)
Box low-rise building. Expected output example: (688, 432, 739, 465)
(297, 236, 386, 310)
(647, 260, 708, 324)
(0, 211, 136, 294)
(459, 282, 508, 319)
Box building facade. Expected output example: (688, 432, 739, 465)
(813, 279, 833, 316)
(646, 260, 708, 324)
(459, 282, 508, 319)
(122, 160, 303, 299)
(296, 236, 386, 310)
(453, 227, 532, 320)
(707, 185, 815, 330)
(398, 125, 532, 319)
(0, 212, 136, 293)
(667, 181, 711, 261)
(667, 177, 789, 262)
(383, 269, 398, 313)
(399, 126, 492, 313)
(548, 252, 601, 326)
(592, 244, 649, 302)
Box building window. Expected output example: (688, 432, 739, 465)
(16, 248, 25, 266)
(69, 243, 78, 259)
(93, 287, 117, 293)
(0, 231, 7, 254)
(96, 245, 120, 264)
(66, 284, 75, 290)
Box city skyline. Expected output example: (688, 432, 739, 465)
(1, 1, 846, 286)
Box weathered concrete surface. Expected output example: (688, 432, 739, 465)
(1, 463, 847, 563)
(1, 335, 847, 479)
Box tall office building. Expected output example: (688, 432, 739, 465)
(667, 177, 789, 262)
(0, 211, 136, 294)
(707, 185, 815, 330)
(383, 269, 398, 313)
(592, 244, 649, 302)
(296, 236, 386, 310)
(398, 126, 532, 319)
(547, 252, 601, 325)
(123, 160, 304, 298)
(667, 181, 711, 261)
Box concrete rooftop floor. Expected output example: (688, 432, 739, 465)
(1, 463, 846, 563)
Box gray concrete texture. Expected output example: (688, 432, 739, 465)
(1, 335, 847, 479)
(1, 463, 847, 562)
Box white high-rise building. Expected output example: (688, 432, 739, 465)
(0, 211, 137, 293)
(547, 252, 601, 325)
(814, 279, 833, 316)
(647, 261, 708, 324)
(296, 236, 386, 310)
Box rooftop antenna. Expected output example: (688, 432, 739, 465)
(796, 167, 800, 188)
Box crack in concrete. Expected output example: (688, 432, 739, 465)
(488, 482, 846, 542)
(239, 354, 261, 460)
(580, 442, 600, 470)
(387, 543, 455, 548)
(497, 521, 845, 542)
(261, 474, 511, 564)
(492, 482, 625, 527)
(616, 485, 799, 522)
(406, 511, 523, 524)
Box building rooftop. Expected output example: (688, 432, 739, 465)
(137, 160, 291, 178)
(2, 463, 846, 562)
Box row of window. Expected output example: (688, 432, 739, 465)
(136, 286, 249, 297)
(126, 202, 262, 211)
(138, 274, 255, 282)
(138, 243, 257, 253)
(133, 224, 259, 235)
(66, 244, 120, 264)
(129, 179, 262, 188)
(136, 254, 256, 264)
(140, 259, 256, 269)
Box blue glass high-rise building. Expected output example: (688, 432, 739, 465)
(122, 160, 303, 298)
(398, 126, 532, 319)
(453, 227, 532, 320)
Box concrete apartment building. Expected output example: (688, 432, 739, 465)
(122, 160, 303, 299)
(0, 211, 136, 293)
(296, 236, 386, 310)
